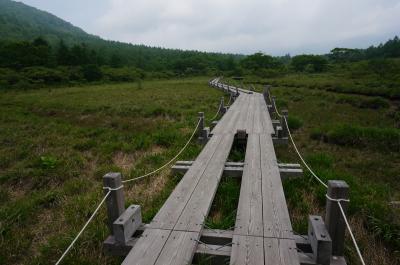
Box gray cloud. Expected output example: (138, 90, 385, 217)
(93, 0, 400, 55)
(20, 0, 400, 55)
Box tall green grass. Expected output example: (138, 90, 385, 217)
(311, 124, 400, 152)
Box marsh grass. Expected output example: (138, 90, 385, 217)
(262, 82, 400, 264)
(0, 77, 228, 264)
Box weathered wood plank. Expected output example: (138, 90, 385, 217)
(149, 135, 223, 230)
(234, 134, 263, 237)
(230, 235, 264, 265)
(174, 134, 234, 232)
(264, 238, 299, 265)
(122, 228, 170, 265)
(154, 231, 198, 265)
(260, 134, 294, 239)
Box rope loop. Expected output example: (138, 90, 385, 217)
(325, 194, 350, 203)
(103, 185, 124, 191)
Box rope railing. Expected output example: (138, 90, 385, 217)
(54, 117, 201, 264)
(206, 102, 222, 122)
(274, 95, 366, 265)
(55, 190, 111, 265)
(122, 119, 201, 183)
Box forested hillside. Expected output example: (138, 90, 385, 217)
(0, 0, 399, 93)
(0, 0, 93, 43)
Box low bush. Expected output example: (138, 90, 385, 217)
(287, 116, 303, 130)
(359, 97, 390, 109)
(336, 95, 389, 109)
(312, 124, 400, 151)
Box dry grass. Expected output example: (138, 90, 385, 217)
(347, 216, 395, 265)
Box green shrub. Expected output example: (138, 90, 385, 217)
(336, 95, 389, 109)
(359, 97, 390, 109)
(39, 155, 58, 169)
(315, 124, 400, 151)
(101, 66, 141, 82)
(23, 66, 67, 84)
(287, 116, 303, 130)
(82, 64, 102, 81)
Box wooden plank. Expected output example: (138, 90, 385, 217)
(264, 238, 281, 265)
(154, 231, 198, 265)
(235, 95, 251, 131)
(234, 134, 263, 237)
(252, 95, 263, 134)
(174, 134, 235, 232)
(244, 95, 256, 133)
(149, 135, 223, 230)
(212, 96, 241, 134)
(230, 235, 264, 265)
(279, 239, 300, 265)
(264, 238, 299, 265)
(260, 134, 294, 239)
(258, 94, 275, 134)
(122, 228, 170, 265)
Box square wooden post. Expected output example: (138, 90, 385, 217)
(198, 112, 205, 132)
(281, 109, 288, 138)
(103, 172, 125, 235)
(220, 97, 225, 114)
(325, 180, 349, 256)
(270, 96, 277, 115)
(263, 85, 271, 104)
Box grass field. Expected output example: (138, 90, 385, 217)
(1, 75, 399, 265)
(0, 77, 230, 264)
(244, 76, 400, 265)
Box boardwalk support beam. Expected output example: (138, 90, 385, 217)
(325, 180, 349, 257)
(172, 161, 303, 180)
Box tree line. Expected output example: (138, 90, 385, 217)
(0, 36, 399, 89)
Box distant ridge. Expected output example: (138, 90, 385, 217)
(0, 0, 101, 44)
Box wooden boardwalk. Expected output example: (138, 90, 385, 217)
(122, 78, 299, 265)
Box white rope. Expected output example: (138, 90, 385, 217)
(325, 194, 350, 203)
(122, 119, 201, 183)
(103, 185, 124, 191)
(337, 201, 366, 265)
(207, 102, 222, 122)
(55, 190, 111, 265)
(283, 116, 328, 188)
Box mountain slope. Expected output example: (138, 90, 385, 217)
(0, 0, 243, 71)
(0, 0, 99, 44)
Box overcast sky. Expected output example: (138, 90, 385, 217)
(19, 0, 400, 55)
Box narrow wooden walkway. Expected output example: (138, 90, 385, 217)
(122, 79, 299, 265)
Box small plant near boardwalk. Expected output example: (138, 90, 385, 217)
(40, 155, 58, 169)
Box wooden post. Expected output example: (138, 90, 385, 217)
(270, 96, 277, 115)
(198, 112, 205, 133)
(103, 172, 125, 235)
(281, 109, 288, 138)
(263, 85, 271, 104)
(220, 97, 225, 114)
(325, 180, 349, 256)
